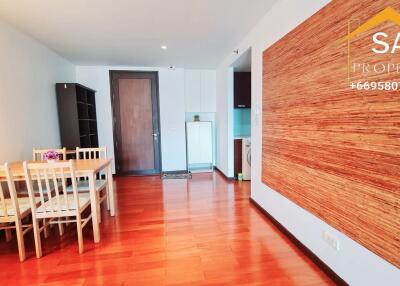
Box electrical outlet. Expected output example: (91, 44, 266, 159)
(322, 231, 340, 251)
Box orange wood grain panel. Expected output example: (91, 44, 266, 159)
(262, 0, 400, 268)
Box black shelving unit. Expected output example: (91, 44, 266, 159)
(56, 83, 99, 149)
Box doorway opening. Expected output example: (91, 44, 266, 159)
(110, 71, 162, 175)
(231, 48, 252, 181)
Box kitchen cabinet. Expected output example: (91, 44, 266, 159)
(234, 72, 251, 108)
(185, 70, 216, 112)
(234, 139, 242, 177)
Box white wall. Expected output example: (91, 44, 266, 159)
(0, 20, 75, 163)
(216, 67, 234, 177)
(215, 0, 400, 285)
(76, 66, 187, 173)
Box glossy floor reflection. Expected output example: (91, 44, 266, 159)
(0, 172, 334, 285)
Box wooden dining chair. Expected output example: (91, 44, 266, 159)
(0, 163, 35, 261)
(75, 147, 109, 222)
(23, 161, 93, 257)
(32, 148, 67, 161)
(31, 148, 67, 235)
(76, 147, 107, 160)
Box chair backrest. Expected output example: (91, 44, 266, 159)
(0, 163, 20, 219)
(76, 147, 107, 160)
(23, 161, 81, 215)
(33, 148, 67, 161)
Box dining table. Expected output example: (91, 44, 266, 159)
(0, 158, 115, 243)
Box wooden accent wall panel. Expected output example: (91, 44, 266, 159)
(262, 0, 400, 267)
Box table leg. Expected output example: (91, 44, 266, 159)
(89, 174, 100, 243)
(107, 163, 115, 216)
(5, 228, 12, 241)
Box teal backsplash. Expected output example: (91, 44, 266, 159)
(234, 108, 251, 137)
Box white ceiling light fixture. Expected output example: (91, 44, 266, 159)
(161, 45, 168, 50)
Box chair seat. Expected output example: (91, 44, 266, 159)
(0, 197, 40, 217)
(17, 181, 63, 195)
(67, 180, 107, 193)
(36, 193, 90, 213)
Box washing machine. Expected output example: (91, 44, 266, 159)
(242, 138, 251, 180)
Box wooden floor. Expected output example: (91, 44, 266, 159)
(0, 172, 335, 286)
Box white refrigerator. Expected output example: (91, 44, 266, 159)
(242, 137, 251, 180)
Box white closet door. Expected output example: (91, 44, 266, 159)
(184, 70, 201, 112)
(186, 122, 201, 164)
(186, 122, 212, 164)
(198, 122, 212, 163)
(200, 70, 216, 112)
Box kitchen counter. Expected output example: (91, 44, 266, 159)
(234, 135, 251, 140)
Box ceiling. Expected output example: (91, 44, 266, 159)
(0, 0, 277, 68)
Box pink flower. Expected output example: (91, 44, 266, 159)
(44, 150, 60, 161)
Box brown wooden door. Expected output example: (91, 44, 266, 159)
(110, 71, 161, 175)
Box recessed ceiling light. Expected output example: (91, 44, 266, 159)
(161, 45, 168, 50)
